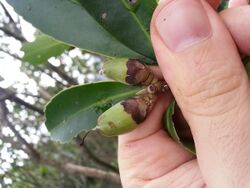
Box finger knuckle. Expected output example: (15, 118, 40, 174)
(178, 61, 246, 117)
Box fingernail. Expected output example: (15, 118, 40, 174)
(155, 0, 211, 52)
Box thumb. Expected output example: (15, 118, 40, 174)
(151, 0, 250, 187)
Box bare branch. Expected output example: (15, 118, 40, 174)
(0, 102, 41, 160)
(0, 1, 15, 24)
(0, 2, 26, 42)
(0, 47, 22, 60)
(75, 135, 119, 173)
(0, 26, 26, 42)
(42, 158, 121, 184)
(47, 63, 78, 85)
(38, 86, 52, 100)
(0, 87, 44, 115)
(37, 66, 68, 88)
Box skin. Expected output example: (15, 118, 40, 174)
(118, 0, 250, 187)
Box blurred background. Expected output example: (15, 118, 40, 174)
(0, 1, 121, 187)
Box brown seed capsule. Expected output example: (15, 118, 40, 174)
(102, 58, 158, 86)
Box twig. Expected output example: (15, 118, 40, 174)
(75, 136, 119, 173)
(47, 63, 78, 85)
(0, 102, 41, 160)
(42, 158, 121, 184)
(0, 87, 44, 115)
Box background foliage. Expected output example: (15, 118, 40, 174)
(0, 1, 121, 187)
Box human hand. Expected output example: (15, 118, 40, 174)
(118, 0, 250, 187)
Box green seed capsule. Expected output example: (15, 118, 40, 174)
(97, 94, 156, 136)
(103, 58, 157, 86)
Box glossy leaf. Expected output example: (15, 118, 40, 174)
(163, 101, 196, 155)
(7, 0, 143, 58)
(134, 0, 158, 33)
(22, 34, 70, 65)
(79, 0, 156, 60)
(45, 82, 141, 143)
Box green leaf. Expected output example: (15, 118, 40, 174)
(163, 101, 196, 155)
(45, 81, 141, 143)
(134, 0, 158, 33)
(7, 0, 143, 58)
(22, 34, 70, 65)
(78, 0, 156, 59)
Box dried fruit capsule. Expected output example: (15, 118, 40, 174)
(103, 58, 158, 86)
(96, 94, 156, 136)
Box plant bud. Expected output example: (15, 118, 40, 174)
(97, 94, 156, 136)
(103, 58, 157, 86)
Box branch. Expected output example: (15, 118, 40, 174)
(0, 102, 41, 160)
(47, 63, 78, 85)
(12, 96, 44, 115)
(0, 1, 15, 24)
(39, 67, 68, 88)
(38, 86, 52, 101)
(75, 136, 119, 173)
(0, 47, 22, 60)
(0, 2, 26, 43)
(0, 87, 44, 115)
(42, 158, 120, 184)
(0, 26, 26, 42)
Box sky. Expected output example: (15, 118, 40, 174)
(0, 0, 36, 89)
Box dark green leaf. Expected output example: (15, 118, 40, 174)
(7, 0, 143, 58)
(134, 0, 158, 33)
(79, 0, 156, 59)
(163, 101, 196, 155)
(22, 34, 70, 65)
(45, 81, 141, 143)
